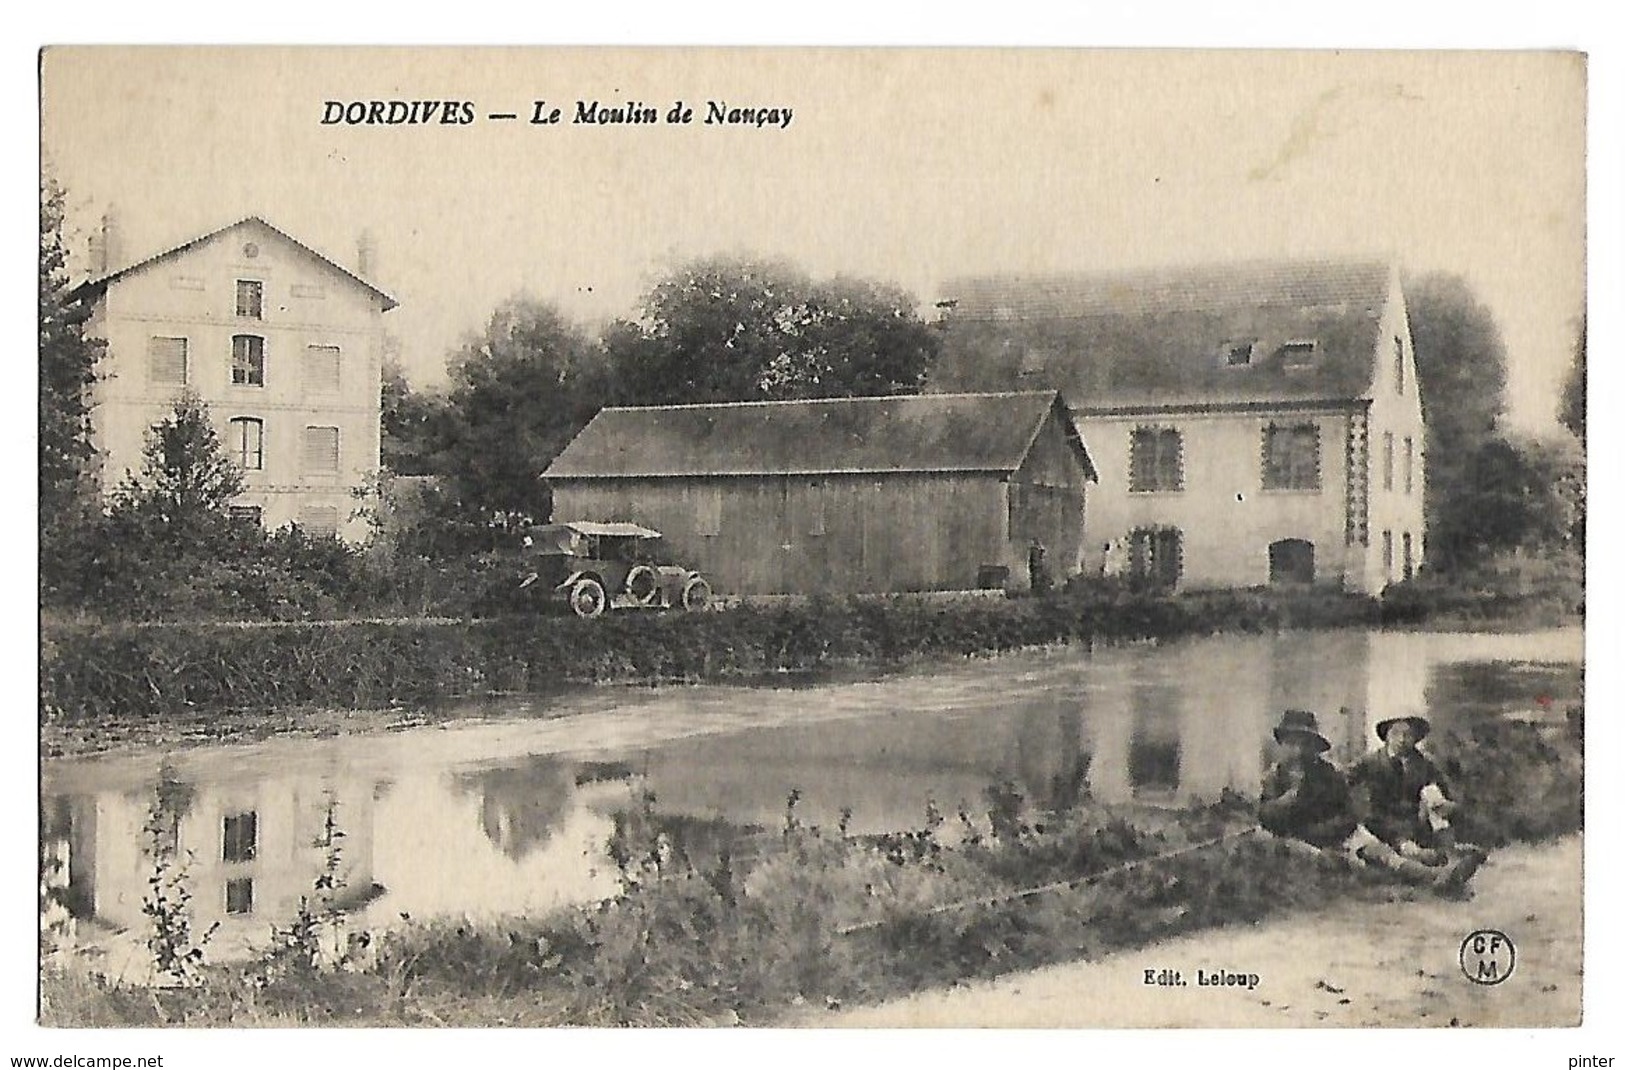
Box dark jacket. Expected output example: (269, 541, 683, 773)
(1259, 757, 1358, 848)
(1348, 748, 1453, 848)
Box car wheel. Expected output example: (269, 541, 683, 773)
(680, 576, 711, 612)
(625, 565, 659, 605)
(568, 577, 607, 619)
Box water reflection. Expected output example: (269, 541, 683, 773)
(455, 756, 576, 861)
(41, 627, 1582, 972)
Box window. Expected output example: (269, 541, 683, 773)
(299, 505, 340, 536)
(696, 486, 722, 536)
(302, 426, 340, 474)
(1402, 532, 1415, 580)
(229, 417, 264, 471)
(229, 505, 263, 527)
(1279, 341, 1316, 367)
(1223, 341, 1255, 367)
(1127, 527, 1183, 588)
(148, 337, 188, 386)
(235, 280, 263, 319)
(1394, 335, 1406, 394)
(304, 345, 341, 394)
(222, 812, 257, 863)
(1382, 530, 1394, 579)
(225, 878, 254, 915)
(1403, 437, 1414, 495)
(1261, 423, 1321, 491)
(1383, 432, 1395, 491)
(1129, 427, 1183, 493)
(232, 335, 266, 386)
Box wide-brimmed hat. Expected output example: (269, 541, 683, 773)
(1273, 709, 1331, 752)
(1375, 714, 1431, 742)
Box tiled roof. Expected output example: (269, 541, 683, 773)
(544, 391, 1096, 480)
(934, 259, 1393, 409)
(67, 216, 397, 311)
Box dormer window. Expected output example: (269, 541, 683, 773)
(1394, 335, 1406, 394)
(1279, 341, 1317, 367)
(1223, 341, 1255, 367)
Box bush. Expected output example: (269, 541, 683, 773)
(40, 585, 1392, 724)
(1381, 549, 1584, 627)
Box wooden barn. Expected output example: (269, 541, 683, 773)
(542, 391, 1098, 596)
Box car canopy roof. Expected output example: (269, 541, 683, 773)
(543, 520, 663, 539)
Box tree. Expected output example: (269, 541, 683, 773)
(1405, 273, 1511, 570)
(39, 174, 104, 535)
(604, 256, 939, 406)
(1559, 314, 1585, 444)
(436, 297, 607, 529)
(109, 391, 245, 544)
(1428, 435, 1582, 566)
(380, 357, 452, 477)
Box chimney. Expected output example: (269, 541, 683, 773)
(88, 205, 122, 275)
(99, 205, 122, 274)
(357, 228, 376, 279)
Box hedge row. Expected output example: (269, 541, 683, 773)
(40, 586, 1383, 724)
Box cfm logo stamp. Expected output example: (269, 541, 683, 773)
(1459, 929, 1516, 986)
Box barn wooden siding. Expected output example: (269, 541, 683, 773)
(552, 472, 1021, 595)
(545, 391, 1095, 596)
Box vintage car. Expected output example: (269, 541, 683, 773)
(518, 520, 712, 618)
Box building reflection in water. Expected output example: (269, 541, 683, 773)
(43, 626, 1563, 976)
(41, 763, 381, 972)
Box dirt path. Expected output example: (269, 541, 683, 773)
(817, 835, 1582, 1028)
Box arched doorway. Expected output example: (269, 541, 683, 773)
(1268, 538, 1315, 585)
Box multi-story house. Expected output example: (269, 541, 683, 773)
(933, 260, 1426, 593)
(69, 216, 396, 542)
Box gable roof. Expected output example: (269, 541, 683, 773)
(544, 391, 1097, 481)
(934, 259, 1394, 411)
(68, 216, 397, 311)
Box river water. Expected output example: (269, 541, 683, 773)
(39, 626, 1582, 974)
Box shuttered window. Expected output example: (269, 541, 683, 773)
(1129, 427, 1183, 492)
(1262, 423, 1321, 491)
(299, 505, 340, 536)
(302, 426, 340, 474)
(303, 345, 341, 394)
(148, 337, 188, 385)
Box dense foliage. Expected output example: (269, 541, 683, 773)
(603, 257, 939, 405)
(39, 174, 105, 604)
(41, 586, 1386, 724)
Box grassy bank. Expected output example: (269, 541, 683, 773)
(42, 585, 1385, 728)
(39, 714, 1581, 1027)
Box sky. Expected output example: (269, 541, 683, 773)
(40, 47, 1585, 434)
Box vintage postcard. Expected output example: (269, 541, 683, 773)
(30, 42, 1597, 1058)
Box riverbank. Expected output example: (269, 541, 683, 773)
(42, 587, 1389, 724)
(816, 834, 1583, 1028)
(39, 705, 1582, 1027)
